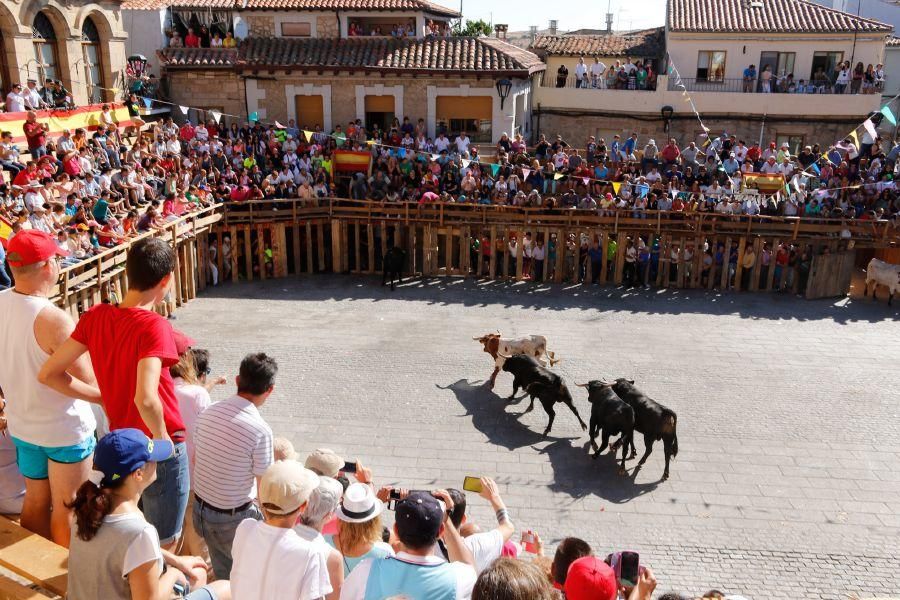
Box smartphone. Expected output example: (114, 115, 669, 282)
(462, 476, 483, 493)
(521, 530, 537, 553)
(341, 461, 358, 474)
(619, 551, 640, 587)
(389, 488, 402, 500)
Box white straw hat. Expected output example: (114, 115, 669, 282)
(336, 482, 384, 524)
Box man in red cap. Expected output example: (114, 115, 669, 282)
(0, 230, 100, 547)
(565, 556, 657, 600)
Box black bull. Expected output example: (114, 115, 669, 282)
(610, 378, 679, 480)
(382, 247, 406, 290)
(500, 354, 587, 436)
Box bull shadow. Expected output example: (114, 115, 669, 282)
(438, 378, 662, 503)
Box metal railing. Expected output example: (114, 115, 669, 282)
(543, 75, 657, 91)
(665, 77, 883, 95)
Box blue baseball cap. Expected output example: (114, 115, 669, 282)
(93, 429, 174, 487)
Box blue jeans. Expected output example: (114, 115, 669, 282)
(0, 160, 24, 176)
(30, 146, 46, 159)
(193, 498, 262, 580)
(140, 442, 189, 545)
(0, 244, 10, 290)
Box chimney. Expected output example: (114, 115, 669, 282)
(548, 19, 558, 35)
(529, 25, 538, 43)
(606, 12, 613, 33)
(494, 23, 508, 39)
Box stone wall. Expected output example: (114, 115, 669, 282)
(245, 15, 275, 37)
(167, 71, 246, 123)
(534, 111, 860, 149)
(318, 14, 339, 38)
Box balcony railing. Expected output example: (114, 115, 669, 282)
(542, 75, 657, 91)
(666, 77, 884, 95)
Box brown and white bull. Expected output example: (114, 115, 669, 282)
(473, 332, 560, 388)
(864, 258, 900, 306)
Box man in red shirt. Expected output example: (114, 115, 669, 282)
(184, 27, 200, 48)
(39, 238, 189, 549)
(179, 121, 195, 142)
(659, 137, 681, 168)
(12, 161, 39, 187)
(22, 111, 49, 159)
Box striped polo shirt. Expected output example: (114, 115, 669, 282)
(192, 395, 273, 509)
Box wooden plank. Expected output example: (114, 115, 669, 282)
(692, 236, 704, 289)
(476, 229, 484, 278)
(656, 234, 668, 287)
(276, 224, 288, 278)
(555, 228, 566, 284)
(317, 224, 326, 272)
(353, 223, 362, 274)
(676, 237, 686, 289)
(501, 231, 509, 280)
(598, 230, 607, 285)
(720, 236, 732, 290)
(342, 222, 350, 274)
(380, 224, 388, 273)
(0, 573, 56, 599)
(734, 237, 746, 291)
(292, 224, 302, 276)
(367, 224, 375, 274)
(216, 228, 224, 279)
(460, 227, 469, 276)
(515, 232, 524, 281)
(543, 228, 551, 282)
(257, 226, 267, 281)
(489, 227, 497, 280)
(614, 232, 626, 285)
(766, 238, 779, 291)
(445, 229, 454, 276)
(306, 222, 314, 274)
(171, 229, 183, 303)
(0, 516, 68, 597)
(331, 221, 342, 273)
(749, 237, 763, 292)
(243, 226, 253, 282)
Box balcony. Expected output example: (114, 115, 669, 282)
(667, 77, 869, 95)
(542, 75, 657, 91)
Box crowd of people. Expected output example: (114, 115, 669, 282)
(556, 58, 658, 90)
(4, 78, 74, 112)
(0, 232, 750, 599)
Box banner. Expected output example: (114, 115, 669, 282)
(742, 172, 785, 194)
(0, 103, 134, 145)
(333, 150, 371, 173)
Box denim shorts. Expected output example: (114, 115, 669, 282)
(140, 441, 189, 545)
(12, 436, 96, 480)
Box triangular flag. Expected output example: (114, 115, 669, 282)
(366, 140, 376, 146)
(638, 184, 649, 198)
(670, 189, 678, 199)
(461, 159, 470, 169)
(521, 168, 531, 180)
(612, 181, 621, 194)
(210, 110, 222, 124)
(862, 118, 878, 141)
(810, 162, 820, 175)
(249, 111, 259, 122)
(275, 121, 286, 129)
(142, 97, 153, 109)
(179, 105, 189, 115)
(110, 87, 121, 95)
(489, 163, 499, 177)
(304, 130, 315, 142)
(582, 177, 590, 186)
(553, 172, 564, 180)
(880, 105, 897, 126)
(849, 130, 859, 147)
(431, 153, 439, 161)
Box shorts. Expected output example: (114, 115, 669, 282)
(12, 436, 96, 480)
(140, 442, 189, 546)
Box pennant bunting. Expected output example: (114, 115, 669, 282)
(179, 105, 189, 115)
(880, 105, 897, 126)
(274, 121, 286, 129)
(521, 168, 531, 180)
(553, 172, 564, 180)
(210, 110, 222, 124)
(638, 184, 649, 198)
(848, 130, 859, 147)
(810, 162, 820, 175)
(862, 118, 878, 141)
(249, 111, 259, 122)
(612, 181, 621, 194)
(582, 177, 590, 186)
(489, 163, 499, 177)
(304, 130, 315, 142)
(461, 159, 470, 169)
(142, 97, 153, 109)
(431, 153, 440, 161)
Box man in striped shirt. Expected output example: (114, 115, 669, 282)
(191, 353, 276, 579)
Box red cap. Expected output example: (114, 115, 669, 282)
(173, 330, 196, 355)
(7, 230, 68, 267)
(565, 557, 617, 600)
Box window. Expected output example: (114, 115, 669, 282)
(776, 134, 804, 155)
(758, 52, 795, 79)
(696, 51, 726, 82)
(280, 22, 311, 37)
(82, 18, 103, 104)
(32, 12, 59, 84)
(811, 51, 843, 81)
(435, 96, 493, 143)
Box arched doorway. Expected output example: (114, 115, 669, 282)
(31, 12, 59, 83)
(81, 17, 103, 103)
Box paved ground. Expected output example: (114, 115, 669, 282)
(175, 275, 900, 599)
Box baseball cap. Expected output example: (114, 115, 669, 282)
(304, 448, 344, 478)
(172, 330, 196, 355)
(565, 557, 618, 600)
(395, 491, 444, 543)
(7, 230, 68, 267)
(93, 429, 174, 488)
(258, 460, 319, 515)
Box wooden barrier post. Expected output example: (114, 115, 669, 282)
(331, 220, 342, 273)
(489, 227, 497, 280)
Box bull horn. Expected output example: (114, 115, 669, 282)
(497, 351, 513, 359)
(574, 382, 590, 388)
(597, 379, 614, 386)
(472, 335, 483, 340)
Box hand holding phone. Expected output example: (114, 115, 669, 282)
(521, 530, 539, 554)
(462, 476, 483, 493)
(341, 460, 358, 474)
(619, 551, 640, 588)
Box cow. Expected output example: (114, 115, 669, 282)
(575, 381, 634, 474)
(500, 353, 587, 436)
(382, 247, 407, 291)
(609, 378, 679, 481)
(472, 332, 560, 388)
(864, 258, 900, 306)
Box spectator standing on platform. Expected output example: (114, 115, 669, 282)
(39, 237, 190, 551)
(574, 57, 588, 88)
(0, 230, 98, 546)
(23, 111, 49, 158)
(23, 80, 47, 110)
(192, 352, 276, 579)
(6, 83, 25, 113)
(742, 64, 757, 92)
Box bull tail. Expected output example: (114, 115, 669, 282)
(670, 413, 679, 458)
(548, 350, 561, 367)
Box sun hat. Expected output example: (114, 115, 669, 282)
(304, 448, 344, 478)
(564, 556, 618, 600)
(337, 482, 384, 523)
(6, 230, 68, 267)
(93, 429, 174, 488)
(259, 460, 319, 515)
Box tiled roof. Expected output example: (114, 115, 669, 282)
(530, 27, 665, 57)
(123, 0, 459, 15)
(888, 36, 900, 47)
(668, 0, 893, 33)
(157, 37, 543, 74)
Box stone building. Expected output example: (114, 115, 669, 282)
(0, 0, 127, 106)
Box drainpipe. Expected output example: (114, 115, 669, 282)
(335, 10, 341, 36)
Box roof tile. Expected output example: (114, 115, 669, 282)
(530, 27, 665, 57)
(668, 0, 893, 33)
(124, 0, 459, 15)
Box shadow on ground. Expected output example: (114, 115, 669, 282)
(202, 274, 898, 325)
(438, 379, 661, 504)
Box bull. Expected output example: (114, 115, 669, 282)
(382, 247, 407, 291)
(500, 353, 586, 436)
(864, 258, 900, 306)
(575, 381, 634, 474)
(473, 332, 560, 388)
(609, 378, 679, 481)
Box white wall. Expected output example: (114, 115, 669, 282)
(667, 33, 887, 82)
(886, 46, 900, 96)
(122, 9, 168, 74)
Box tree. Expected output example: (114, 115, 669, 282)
(452, 18, 492, 37)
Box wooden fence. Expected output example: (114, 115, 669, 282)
(51, 206, 222, 316)
(213, 198, 899, 297)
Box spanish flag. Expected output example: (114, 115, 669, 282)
(0, 215, 13, 249)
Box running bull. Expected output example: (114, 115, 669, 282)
(609, 378, 679, 481)
(473, 332, 560, 388)
(575, 381, 634, 474)
(500, 353, 586, 437)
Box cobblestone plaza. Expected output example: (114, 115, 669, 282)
(176, 276, 900, 599)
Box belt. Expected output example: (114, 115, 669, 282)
(195, 494, 252, 516)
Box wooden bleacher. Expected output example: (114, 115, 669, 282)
(0, 516, 66, 600)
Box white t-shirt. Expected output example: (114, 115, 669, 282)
(231, 519, 332, 600)
(173, 378, 211, 468)
(341, 551, 476, 600)
(463, 530, 503, 574)
(590, 62, 606, 77)
(434, 137, 450, 152)
(6, 92, 25, 113)
(116, 513, 164, 577)
(455, 136, 470, 155)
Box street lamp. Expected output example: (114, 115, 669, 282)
(496, 78, 512, 110)
(661, 105, 674, 133)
